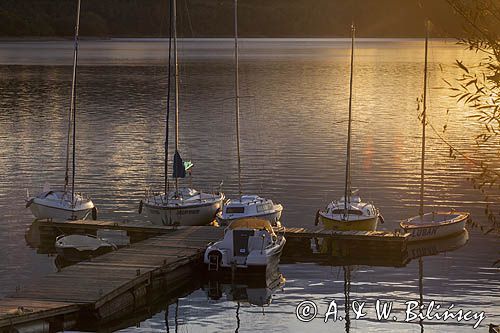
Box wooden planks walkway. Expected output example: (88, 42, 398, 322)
(0, 226, 223, 332)
(38, 220, 409, 242)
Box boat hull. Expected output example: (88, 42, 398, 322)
(55, 246, 114, 261)
(319, 214, 378, 231)
(144, 200, 223, 226)
(216, 209, 282, 227)
(402, 217, 467, 242)
(29, 201, 92, 221)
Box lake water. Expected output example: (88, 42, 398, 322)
(0, 39, 498, 332)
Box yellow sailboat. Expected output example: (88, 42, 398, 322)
(316, 24, 382, 231)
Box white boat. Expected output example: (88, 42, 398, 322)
(204, 218, 286, 271)
(26, 190, 95, 221)
(142, 188, 224, 226)
(317, 193, 381, 231)
(26, 0, 96, 221)
(401, 211, 470, 241)
(140, 0, 223, 226)
(317, 25, 381, 231)
(55, 234, 116, 261)
(216, 195, 282, 226)
(217, 0, 283, 225)
(400, 21, 469, 241)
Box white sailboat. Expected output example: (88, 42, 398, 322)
(26, 0, 96, 221)
(216, 0, 283, 227)
(140, 0, 224, 226)
(316, 24, 382, 231)
(400, 21, 469, 241)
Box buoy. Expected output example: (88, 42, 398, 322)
(92, 206, 98, 220)
(315, 210, 320, 226)
(138, 200, 143, 214)
(379, 213, 385, 224)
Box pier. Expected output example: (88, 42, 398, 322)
(1, 220, 409, 332)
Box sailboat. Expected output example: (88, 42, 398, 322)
(140, 0, 224, 226)
(216, 0, 283, 227)
(400, 21, 469, 241)
(316, 24, 381, 231)
(26, 0, 96, 221)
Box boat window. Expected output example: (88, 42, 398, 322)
(256, 203, 272, 213)
(226, 206, 245, 214)
(331, 209, 363, 216)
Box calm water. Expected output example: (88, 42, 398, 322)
(0, 39, 498, 332)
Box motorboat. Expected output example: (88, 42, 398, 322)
(141, 188, 224, 226)
(139, 0, 224, 226)
(204, 218, 285, 271)
(316, 25, 381, 231)
(317, 193, 381, 231)
(55, 234, 116, 261)
(401, 211, 470, 242)
(216, 195, 282, 227)
(26, 189, 96, 221)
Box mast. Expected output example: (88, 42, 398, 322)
(419, 21, 429, 216)
(173, 0, 180, 193)
(344, 24, 355, 218)
(234, 0, 242, 198)
(165, 0, 173, 195)
(68, 0, 81, 207)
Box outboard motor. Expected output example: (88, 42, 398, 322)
(92, 207, 98, 220)
(208, 251, 222, 271)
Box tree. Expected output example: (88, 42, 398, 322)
(443, 0, 500, 235)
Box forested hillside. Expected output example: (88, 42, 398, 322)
(0, 0, 464, 37)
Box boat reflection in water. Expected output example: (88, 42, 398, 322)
(203, 267, 285, 332)
(203, 268, 285, 307)
(328, 230, 469, 332)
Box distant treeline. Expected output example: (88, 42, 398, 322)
(0, 0, 464, 38)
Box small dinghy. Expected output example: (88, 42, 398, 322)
(26, 190, 96, 221)
(55, 234, 116, 261)
(216, 195, 283, 227)
(401, 211, 470, 241)
(204, 218, 285, 272)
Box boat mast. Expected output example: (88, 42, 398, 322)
(419, 21, 429, 216)
(173, 0, 180, 193)
(68, 0, 81, 207)
(165, 0, 173, 195)
(344, 24, 355, 218)
(234, 0, 242, 199)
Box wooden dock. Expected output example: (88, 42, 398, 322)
(33, 219, 409, 243)
(1, 226, 223, 332)
(3, 220, 410, 332)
